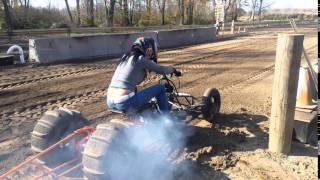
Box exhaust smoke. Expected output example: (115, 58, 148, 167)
(104, 115, 195, 180)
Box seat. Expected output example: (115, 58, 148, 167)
(108, 101, 158, 115)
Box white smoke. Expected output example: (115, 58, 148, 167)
(105, 115, 193, 180)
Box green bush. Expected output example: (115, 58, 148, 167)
(11, 7, 67, 29)
(0, 18, 4, 30)
(137, 13, 159, 27)
(0, 10, 4, 30)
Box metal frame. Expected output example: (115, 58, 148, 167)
(160, 75, 205, 114)
(0, 126, 95, 180)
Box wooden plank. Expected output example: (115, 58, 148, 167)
(268, 34, 304, 154)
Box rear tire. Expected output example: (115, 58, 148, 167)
(31, 108, 88, 167)
(202, 88, 221, 122)
(82, 120, 134, 180)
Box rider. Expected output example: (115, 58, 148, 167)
(107, 37, 181, 115)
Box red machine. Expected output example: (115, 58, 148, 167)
(0, 126, 95, 180)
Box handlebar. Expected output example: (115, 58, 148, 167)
(163, 70, 182, 80)
(174, 70, 182, 77)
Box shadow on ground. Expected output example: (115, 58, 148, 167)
(184, 111, 317, 165)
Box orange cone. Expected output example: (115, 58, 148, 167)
(296, 67, 316, 109)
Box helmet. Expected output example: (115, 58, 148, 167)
(132, 37, 158, 63)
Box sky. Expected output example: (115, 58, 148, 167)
(31, 0, 317, 10)
(270, 0, 317, 9)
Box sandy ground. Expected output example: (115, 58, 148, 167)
(0, 26, 318, 179)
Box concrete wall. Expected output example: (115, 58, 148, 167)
(157, 27, 217, 49)
(29, 27, 217, 64)
(29, 32, 158, 63)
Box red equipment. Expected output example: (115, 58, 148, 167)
(0, 126, 95, 180)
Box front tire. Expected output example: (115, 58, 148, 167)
(202, 88, 221, 122)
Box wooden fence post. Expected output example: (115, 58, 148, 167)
(268, 34, 304, 154)
(231, 20, 234, 34)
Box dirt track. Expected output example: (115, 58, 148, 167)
(0, 26, 318, 179)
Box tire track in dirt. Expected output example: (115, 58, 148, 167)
(159, 38, 250, 58)
(0, 38, 254, 91)
(220, 64, 275, 93)
(0, 87, 108, 142)
(1, 87, 107, 118)
(216, 38, 317, 94)
(0, 37, 269, 128)
(0, 64, 116, 90)
(0, 41, 258, 122)
(0, 35, 277, 145)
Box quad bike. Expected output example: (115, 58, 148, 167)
(0, 73, 221, 180)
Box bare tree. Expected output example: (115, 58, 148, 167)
(156, 0, 167, 25)
(76, 0, 81, 26)
(104, 0, 116, 27)
(18, 0, 30, 8)
(186, 0, 194, 24)
(146, 0, 152, 23)
(128, 0, 136, 24)
(230, 0, 248, 21)
(250, 0, 257, 21)
(47, 0, 51, 11)
(123, 0, 130, 25)
(88, 0, 95, 26)
(2, 0, 13, 36)
(177, 0, 185, 25)
(224, 0, 232, 22)
(12, 0, 18, 7)
(17, 0, 30, 20)
(257, 0, 262, 21)
(64, 0, 74, 23)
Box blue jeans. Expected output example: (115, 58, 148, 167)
(107, 84, 170, 114)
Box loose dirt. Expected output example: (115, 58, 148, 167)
(0, 26, 317, 179)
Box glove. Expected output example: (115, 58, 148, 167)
(173, 68, 182, 77)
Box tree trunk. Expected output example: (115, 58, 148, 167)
(123, 0, 130, 26)
(161, 0, 166, 25)
(107, 0, 116, 27)
(224, 0, 231, 22)
(64, 0, 74, 23)
(250, 0, 257, 21)
(258, 0, 263, 21)
(232, 1, 238, 21)
(129, 0, 135, 25)
(186, 0, 194, 25)
(76, 0, 81, 26)
(2, 0, 13, 35)
(157, 0, 166, 25)
(147, 0, 151, 24)
(103, 0, 108, 25)
(89, 0, 95, 26)
(212, 0, 216, 23)
(12, 0, 18, 7)
(179, 0, 184, 25)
